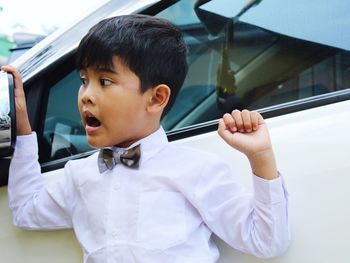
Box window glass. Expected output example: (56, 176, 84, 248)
(41, 0, 350, 162)
(159, 0, 350, 130)
(41, 71, 92, 162)
(205, 0, 350, 51)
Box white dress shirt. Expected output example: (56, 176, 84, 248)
(8, 127, 289, 263)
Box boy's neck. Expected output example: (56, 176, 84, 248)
(115, 124, 161, 148)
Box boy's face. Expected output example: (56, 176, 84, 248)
(78, 56, 151, 148)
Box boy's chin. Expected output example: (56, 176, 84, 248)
(86, 137, 108, 149)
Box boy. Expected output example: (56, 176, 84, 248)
(2, 15, 289, 263)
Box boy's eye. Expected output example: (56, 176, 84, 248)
(100, 79, 112, 86)
(80, 77, 87, 85)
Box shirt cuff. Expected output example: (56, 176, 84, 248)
(252, 172, 287, 204)
(13, 132, 38, 159)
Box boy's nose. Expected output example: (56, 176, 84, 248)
(80, 86, 96, 105)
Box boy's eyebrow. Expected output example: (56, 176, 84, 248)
(95, 67, 118, 74)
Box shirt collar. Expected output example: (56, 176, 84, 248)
(113, 126, 168, 166)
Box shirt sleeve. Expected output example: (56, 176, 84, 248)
(8, 133, 74, 230)
(192, 158, 290, 258)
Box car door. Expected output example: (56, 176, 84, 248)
(1, 0, 350, 262)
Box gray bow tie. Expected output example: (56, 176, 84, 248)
(97, 144, 141, 173)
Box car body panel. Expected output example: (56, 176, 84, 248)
(1, 99, 350, 262)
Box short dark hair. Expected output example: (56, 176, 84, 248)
(76, 14, 188, 116)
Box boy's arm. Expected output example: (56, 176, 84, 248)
(193, 159, 289, 259)
(209, 109, 290, 257)
(2, 66, 73, 229)
(8, 133, 73, 229)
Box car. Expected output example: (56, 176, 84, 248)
(1, 0, 350, 262)
(6, 32, 46, 64)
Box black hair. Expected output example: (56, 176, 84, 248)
(76, 14, 188, 116)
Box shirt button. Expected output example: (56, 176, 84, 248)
(111, 229, 118, 237)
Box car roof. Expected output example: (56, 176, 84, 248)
(11, 0, 160, 83)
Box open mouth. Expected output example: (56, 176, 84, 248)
(84, 111, 101, 128)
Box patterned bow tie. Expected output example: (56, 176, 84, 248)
(97, 144, 141, 173)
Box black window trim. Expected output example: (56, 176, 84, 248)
(139, 0, 179, 16)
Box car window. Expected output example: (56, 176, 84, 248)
(159, 0, 350, 130)
(41, 71, 93, 163)
(40, 0, 350, 162)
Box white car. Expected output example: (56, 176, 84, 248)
(1, 0, 350, 262)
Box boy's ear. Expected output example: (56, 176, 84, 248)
(147, 84, 171, 114)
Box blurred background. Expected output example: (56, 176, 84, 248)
(0, 0, 107, 66)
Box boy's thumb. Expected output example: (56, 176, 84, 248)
(217, 119, 233, 145)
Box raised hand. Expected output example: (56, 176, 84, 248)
(1, 65, 32, 135)
(217, 110, 277, 180)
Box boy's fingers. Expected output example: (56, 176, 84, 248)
(250, 111, 259, 131)
(1, 65, 18, 76)
(2, 64, 21, 79)
(241, 109, 252, 132)
(1, 65, 25, 95)
(231, 109, 244, 132)
(257, 111, 265, 125)
(223, 113, 237, 132)
(217, 118, 233, 144)
(217, 118, 225, 134)
(217, 118, 225, 137)
(221, 109, 265, 135)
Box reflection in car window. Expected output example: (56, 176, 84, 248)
(159, 0, 350, 130)
(41, 71, 92, 162)
(41, 0, 350, 162)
